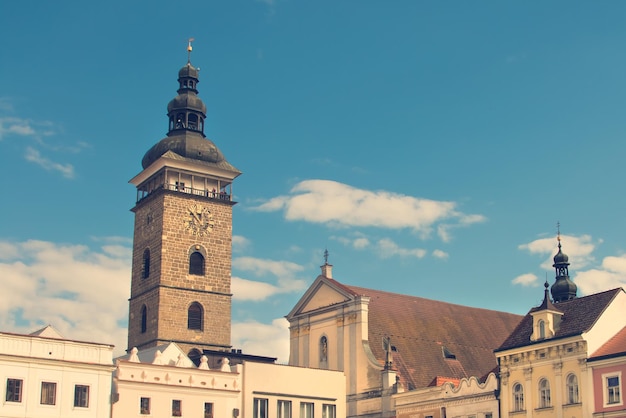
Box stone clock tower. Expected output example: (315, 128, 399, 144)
(127, 46, 241, 356)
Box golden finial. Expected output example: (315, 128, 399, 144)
(557, 221, 561, 242)
(187, 38, 194, 63)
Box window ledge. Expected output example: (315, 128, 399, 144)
(535, 406, 554, 411)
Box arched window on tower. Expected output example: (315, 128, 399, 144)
(566, 374, 579, 404)
(188, 302, 203, 330)
(142, 249, 150, 279)
(538, 319, 545, 339)
(175, 113, 185, 129)
(140, 305, 147, 334)
(188, 114, 198, 130)
(189, 252, 205, 276)
(539, 378, 551, 408)
(513, 383, 524, 411)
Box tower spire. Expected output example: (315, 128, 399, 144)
(187, 38, 194, 64)
(550, 223, 577, 302)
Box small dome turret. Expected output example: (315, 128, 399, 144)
(550, 228, 577, 303)
(140, 41, 237, 173)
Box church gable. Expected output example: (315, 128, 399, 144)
(287, 275, 355, 318)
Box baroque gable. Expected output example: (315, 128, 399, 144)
(286, 275, 356, 319)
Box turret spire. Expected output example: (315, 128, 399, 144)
(187, 37, 194, 64)
(550, 224, 577, 302)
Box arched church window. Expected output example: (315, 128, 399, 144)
(141, 305, 147, 334)
(539, 378, 551, 408)
(513, 383, 524, 411)
(538, 319, 545, 339)
(188, 302, 203, 330)
(189, 252, 205, 275)
(566, 374, 579, 404)
(142, 249, 150, 279)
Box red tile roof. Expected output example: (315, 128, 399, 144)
(590, 325, 626, 359)
(344, 284, 522, 390)
(497, 288, 623, 352)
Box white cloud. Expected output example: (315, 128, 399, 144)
(232, 318, 289, 363)
(252, 180, 484, 240)
(332, 235, 371, 250)
(0, 117, 36, 138)
(353, 237, 370, 249)
(574, 255, 626, 295)
(232, 276, 280, 301)
(512, 273, 539, 287)
(25, 146, 75, 179)
(377, 238, 426, 259)
(232, 235, 251, 253)
(432, 249, 449, 260)
(0, 239, 131, 356)
(518, 234, 598, 270)
(231, 256, 308, 300)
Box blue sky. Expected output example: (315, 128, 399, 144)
(1, 1, 626, 361)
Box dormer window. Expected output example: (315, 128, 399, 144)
(538, 320, 545, 339)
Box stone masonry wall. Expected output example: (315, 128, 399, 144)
(127, 188, 233, 352)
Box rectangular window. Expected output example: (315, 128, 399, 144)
(322, 404, 336, 418)
(172, 399, 182, 417)
(485, 414, 493, 418)
(254, 398, 268, 418)
(140, 397, 151, 415)
(40, 382, 57, 405)
(278, 400, 292, 418)
(204, 402, 214, 418)
(608, 376, 621, 404)
(300, 402, 314, 418)
(5, 378, 23, 403)
(74, 385, 89, 408)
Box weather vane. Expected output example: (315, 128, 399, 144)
(323, 248, 329, 265)
(187, 38, 194, 64)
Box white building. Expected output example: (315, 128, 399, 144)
(241, 361, 345, 418)
(111, 343, 241, 418)
(0, 325, 114, 418)
(112, 343, 346, 418)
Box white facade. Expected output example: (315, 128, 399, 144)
(112, 343, 346, 418)
(112, 343, 241, 418)
(0, 326, 114, 418)
(241, 361, 345, 418)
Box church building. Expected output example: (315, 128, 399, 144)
(286, 260, 522, 418)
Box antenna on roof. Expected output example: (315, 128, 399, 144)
(323, 248, 329, 265)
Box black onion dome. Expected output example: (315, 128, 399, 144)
(167, 94, 207, 115)
(142, 132, 226, 169)
(141, 57, 240, 173)
(553, 247, 569, 265)
(551, 276, 578, 302)
(179, 62, 199, 79)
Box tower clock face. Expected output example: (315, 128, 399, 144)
(185, 204, 214, 236)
